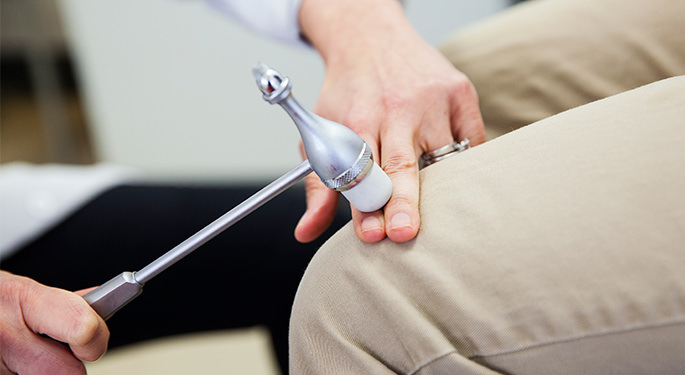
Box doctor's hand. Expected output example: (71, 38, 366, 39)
(294, 0, 486, 244)
(0, 271, 109, 375)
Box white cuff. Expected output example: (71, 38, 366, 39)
(205, 0, 306, 46)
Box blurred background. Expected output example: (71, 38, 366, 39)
(1, 0, 509, 181)
(1, 0, 509, 373)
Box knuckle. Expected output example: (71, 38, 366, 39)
(0, 324, 19, 357)
(0, 275, 39, 312)
(387, 193, 413, 210)
(39, 349, 87, 375)
(74, 319, 100, 347)
(382, 152, 418, 175)
(381, 93, 410, 112)
(420, 75, 467, 97)
(343, 111, 377, 136)
(0, 274, 31, 297)
(68, 303, 103, 349)
(451, 78, 478, 100)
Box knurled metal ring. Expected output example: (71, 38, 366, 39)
(322, 143, 373, 191)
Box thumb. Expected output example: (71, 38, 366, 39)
(295, 173, 340, 243)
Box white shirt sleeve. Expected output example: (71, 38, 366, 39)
(205, 0, 306, 46)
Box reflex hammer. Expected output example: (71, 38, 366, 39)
(83, 63, 392, 319)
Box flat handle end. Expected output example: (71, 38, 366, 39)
(83, 272, 143, 320)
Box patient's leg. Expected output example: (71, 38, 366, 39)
(440, 0, 685, 139)
(289, 76, 685, 374)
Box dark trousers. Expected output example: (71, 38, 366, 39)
(1, 183, 350, 373)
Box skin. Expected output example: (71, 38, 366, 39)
(294, 0, 486, 244)
(0, 271, 108, 375)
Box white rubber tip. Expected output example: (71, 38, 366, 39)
(341, 162, 392, 212)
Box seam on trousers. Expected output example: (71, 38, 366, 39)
(408, 349, 460, 375)
(406, 319, 685, 374)
(469, 318, 685, 360)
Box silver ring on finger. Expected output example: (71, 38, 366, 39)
(421, 138, 470, 167)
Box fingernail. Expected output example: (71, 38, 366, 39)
(390, 213, 412, 230)
(361, 216, 382, 233)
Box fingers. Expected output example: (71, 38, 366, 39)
(295, 173, 341, 243)
(0, 272, 108, 375)
(352, 210, 387, 243)
(450, 78, 486, 145)
(380, 149, 421, 242)
(295, 43, 485, 244)
(377, 119, 450, 243)
(299, 86, 481, 244)
(11, 274, 109, 361)
(22, 284, 109, 362)
(3, 329, 87, 375)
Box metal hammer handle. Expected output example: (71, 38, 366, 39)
(84, 160, 314, 320)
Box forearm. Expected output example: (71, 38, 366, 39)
(299, 0, 419, 64)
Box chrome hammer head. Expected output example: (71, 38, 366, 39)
(252, 63, 392, 213)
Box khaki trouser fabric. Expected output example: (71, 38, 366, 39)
(290, 77, 685, 374)
(289, 0, 685, 373)
(441, 0, 685, 140)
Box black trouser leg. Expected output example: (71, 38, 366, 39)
(1, 184, 350, 373)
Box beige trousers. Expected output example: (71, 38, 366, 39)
(290, 0, 685, 373)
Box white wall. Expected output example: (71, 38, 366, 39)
(59, 0, 507, 182)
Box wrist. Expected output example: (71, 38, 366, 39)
(299, 0, 415, 64)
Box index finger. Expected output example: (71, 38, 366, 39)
(378, 128, 422, 242)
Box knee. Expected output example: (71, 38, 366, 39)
(288, 186, 491, 374)
(289, 224, 396, 372)
(289, 220, 454, 374)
